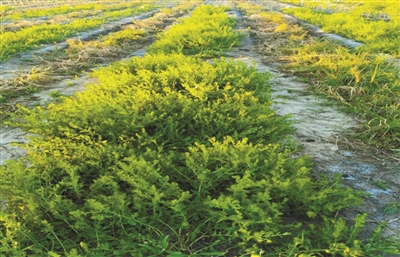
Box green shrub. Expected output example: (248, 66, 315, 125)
(2, 53, 395, 256)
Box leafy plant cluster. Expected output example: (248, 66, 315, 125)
(0, 3, 157, 61)
(1, 4, 399, 257)
(148, 5, 241, 57)
(2, 43, 376, 257)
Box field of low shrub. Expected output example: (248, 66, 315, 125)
(1, 4, 398, 257)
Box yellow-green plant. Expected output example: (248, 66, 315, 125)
(3, 52, 388, 256)
(148, 5, 241, 57)
(281, 6, 399, 55)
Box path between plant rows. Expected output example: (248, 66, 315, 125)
(1, 0, 399, 250)
(217, 0, 400, 247)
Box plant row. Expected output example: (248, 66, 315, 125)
(276, 1, 399, 54)
(277, 0, 398, 18)
(1, 4, 398, 257)
(147, 5, 241, 57)
(0, 3, 158, 61)
(1, 2, 144, 22)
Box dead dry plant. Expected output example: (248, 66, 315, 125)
(327, 85, 365, 101)
(245, 15, 308, 63)
(0, 68, 54, 93)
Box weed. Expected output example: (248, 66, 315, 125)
(383, 202, 400, 215)
(371, 179, 388, 190)
(26, 85, 38, 93)
(2, 50, 398, 256)
(148, 5, 240, 57)
(49, 90, 62, 98)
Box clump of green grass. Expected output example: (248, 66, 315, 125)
(48, 90, 63, 98)
(371, 179, 388, 190)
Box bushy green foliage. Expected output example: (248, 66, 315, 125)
(101, 29, 146, 46)
(2, 52, 395, 256)
(148, 5, 240, 57)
